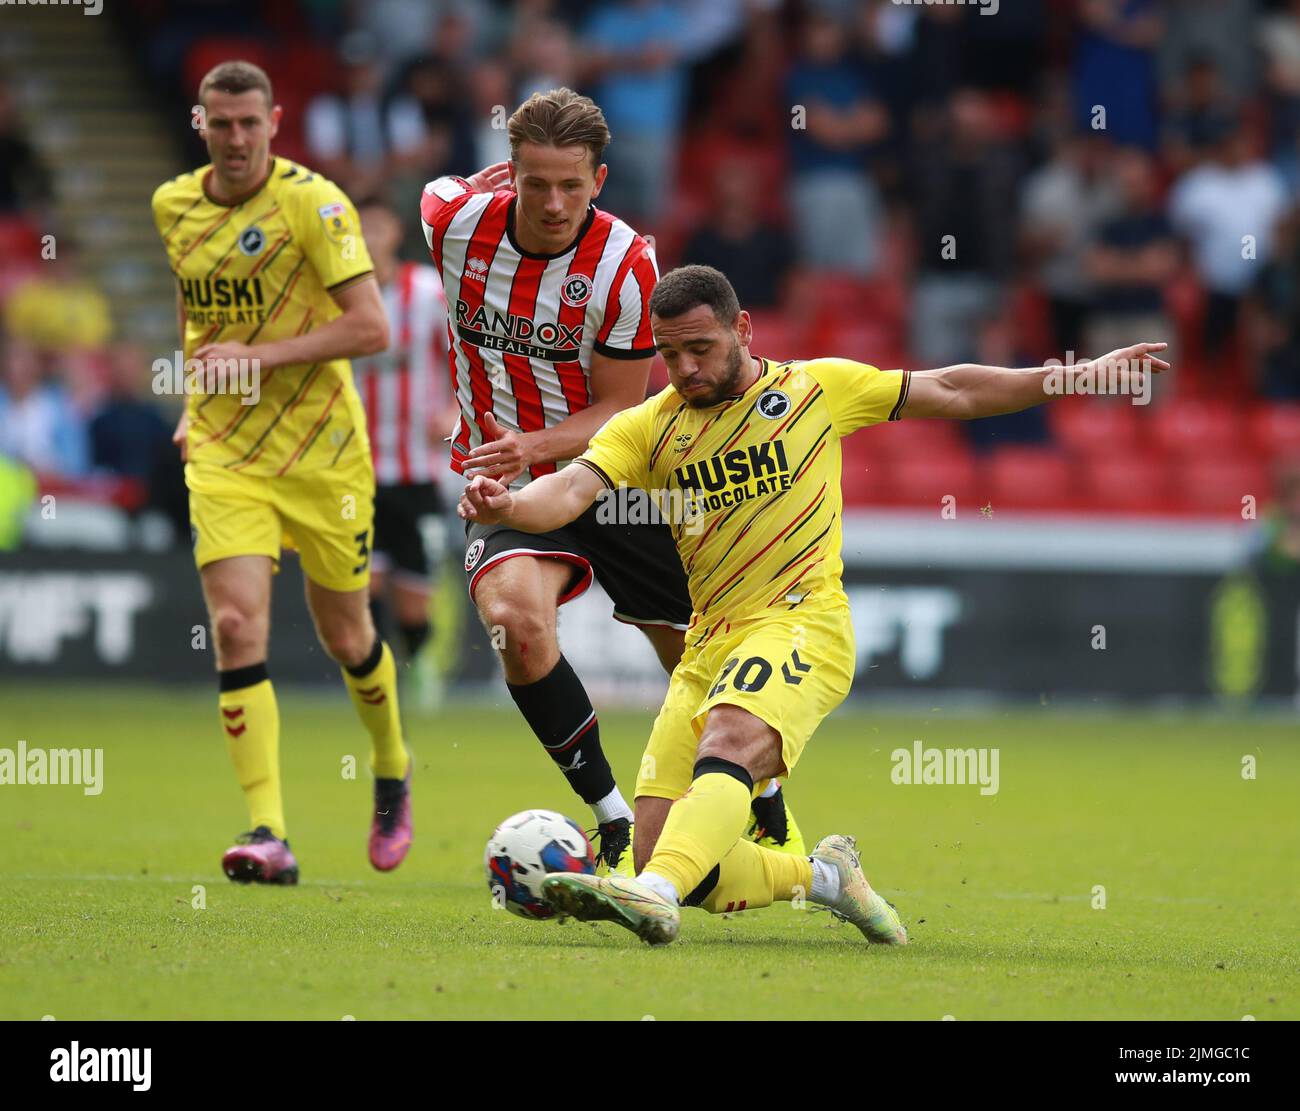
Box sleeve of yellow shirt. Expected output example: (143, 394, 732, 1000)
(804, 357, 910, 437)
(574, 401, 655, 491)
(292, 178, 374, 294)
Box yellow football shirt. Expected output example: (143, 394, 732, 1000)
(576, 356, 909, 645)
(151, 157, 374, 476)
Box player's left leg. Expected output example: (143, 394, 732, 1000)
(305, 578, 413, 870)
(278, 458, 413, 871)
(581, 514, 805, 862)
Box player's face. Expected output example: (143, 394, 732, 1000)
(201, 89, 280, 193)
(655, 305, 755, 408)
(510, 142, 607, 253)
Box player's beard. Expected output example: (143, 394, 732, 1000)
(685, 338, 745, 409)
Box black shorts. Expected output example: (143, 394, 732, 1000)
(463, 487, 692, 630)
(373, 482, 445, 581)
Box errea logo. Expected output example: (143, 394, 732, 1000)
(466, 257, 489, 283)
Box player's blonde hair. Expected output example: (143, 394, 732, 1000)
(507, 88, 610, 170)
(198, 60, 273, 108)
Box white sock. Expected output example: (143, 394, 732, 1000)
(759, 779, 781, 799)
(809, 857, 840, 904)
(591, 787, 633, 825)
(635, 870, 680, 906)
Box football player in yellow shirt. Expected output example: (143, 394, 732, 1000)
(460, 264, 1169, 945)
(151, 61, 413, 883)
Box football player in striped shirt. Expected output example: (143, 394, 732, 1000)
(353, 199, 458, 702)
(461, 264, 1169, 944)
(151, 61, 414, 883)
(420, 89, 801, 872)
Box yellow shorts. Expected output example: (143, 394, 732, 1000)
(635, 605, 855, 802)
(186, 456, 375, 592)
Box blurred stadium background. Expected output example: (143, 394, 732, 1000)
(0, 0, 1297, 706)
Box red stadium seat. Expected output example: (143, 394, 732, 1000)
(984, 447, 1075, 510)
(866, 418, 964, 459)
(1177, 456, 1273, 517)
(1048, 398, 1140, 457)
(884, 451, 980, 510)
(1149, 398, 1246, 458)
(1077, 452, 1177, 514)
(184, 39, 273, 101)
(1249, 403, 1300, 461)
(747, 311, 804, 361)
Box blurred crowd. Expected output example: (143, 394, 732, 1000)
(4, 0, 1300, 542)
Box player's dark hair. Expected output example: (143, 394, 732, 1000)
(199, 60, 273, 108)
(508, 88, 610, 170)
(649, 265, 741, 326)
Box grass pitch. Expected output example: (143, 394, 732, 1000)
(2, 683, 1296, 1020)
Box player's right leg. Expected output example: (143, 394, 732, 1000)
(200, 555, 298, 885)
(189, 463, 299, 885)
(467, 537, 633, 870)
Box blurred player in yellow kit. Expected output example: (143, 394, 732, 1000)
(151, 61, 414, 883)
(460, 264, 1169, 945)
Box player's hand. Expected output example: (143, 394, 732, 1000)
(463, 410, 532, 484)
(172, 409, 189, 462)
(1087, 341, 1171, 380)
(458, 474, 513, 524)
(192, 340, 263, 389)
(466, 161, 511, 194)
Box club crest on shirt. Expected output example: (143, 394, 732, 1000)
(560, 274, 593, 307)
(757, 389, 791, 419)
(237, 226, 265, 256)
(465, 538, 486, 571)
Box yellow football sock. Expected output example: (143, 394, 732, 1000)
(644, 770, 752, 898)
(343, 641, 409, 780)
(695, 838, 813, 914)
(219, 676, 285, 839)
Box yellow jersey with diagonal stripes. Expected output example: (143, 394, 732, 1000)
(576, 357, 909, 646)
(151, 157, 374, 476)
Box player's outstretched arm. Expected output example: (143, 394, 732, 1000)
(457, 463, 606, 534)
(899, 342, 1170, 421)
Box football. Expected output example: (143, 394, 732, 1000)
(484, 809, 597, 919)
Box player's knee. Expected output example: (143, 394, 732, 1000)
(317, 622, 372, 668)
(477, 596, 552, 659)
(212, 605, 265, 657)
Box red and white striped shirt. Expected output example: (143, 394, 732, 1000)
(352, 261, 450, 486)
(419, 175, 658, 487)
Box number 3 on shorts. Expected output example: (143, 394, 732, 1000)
(352, 530, 371, 575)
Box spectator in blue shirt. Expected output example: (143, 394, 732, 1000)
(582, 0, 689, 226)
(787, 10, 889, 274)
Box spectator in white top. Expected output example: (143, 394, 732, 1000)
(304, 32, 427, 200)
(1169, 117, 1289, 358)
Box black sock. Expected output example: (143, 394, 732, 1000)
(399, 620, 431, 661)
(507, 655, 615, 805)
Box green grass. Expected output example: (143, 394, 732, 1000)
(1, 683, 1297, 1020)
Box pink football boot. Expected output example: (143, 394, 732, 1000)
(369, 770, 413, 871)
(222, 826, 299, 885)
